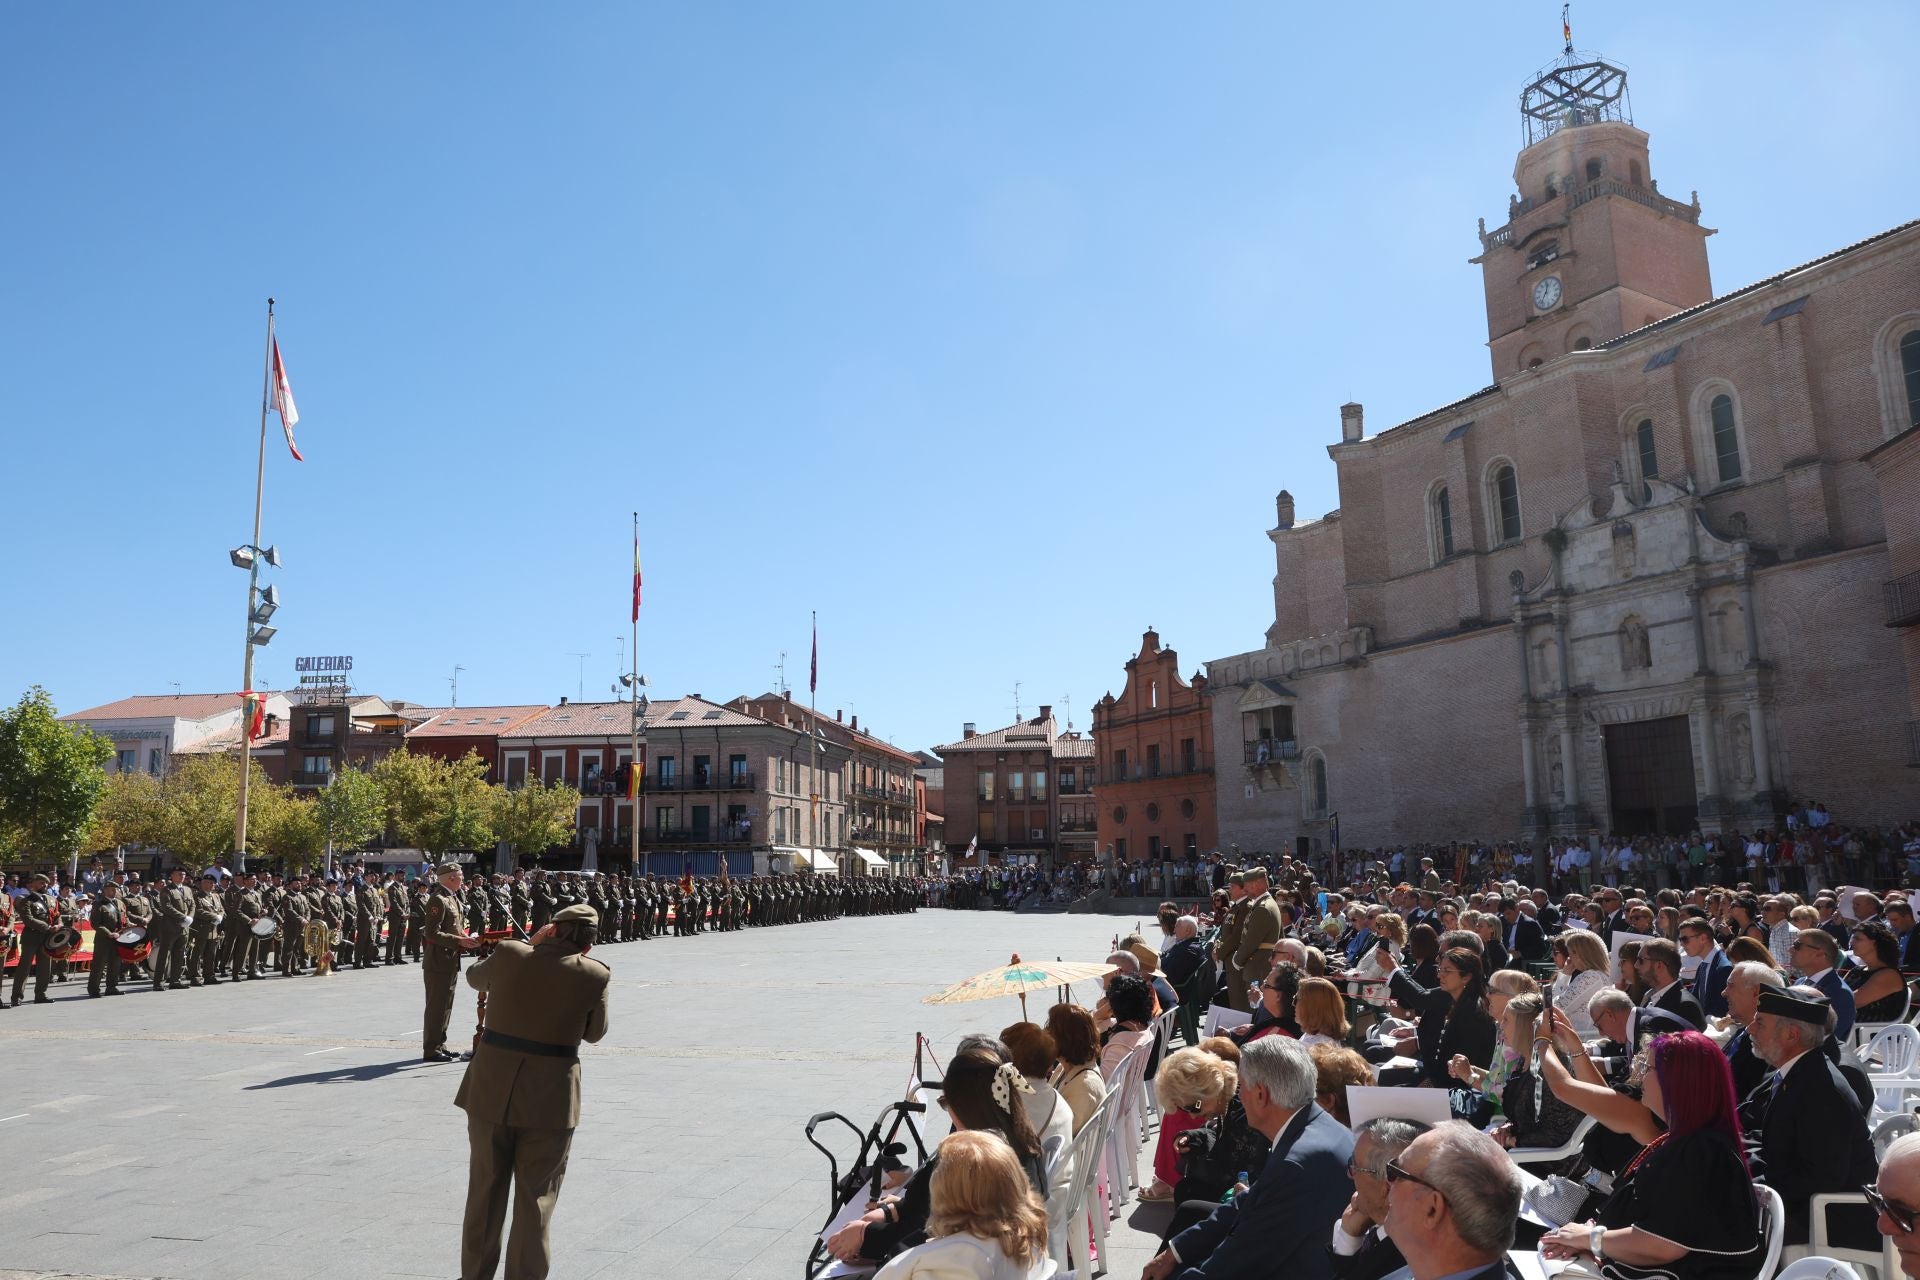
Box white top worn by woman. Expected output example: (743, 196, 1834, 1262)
(1552, 966, 1610, 1041)
(1020, 1081, 1074, 1193)
(1348, 939, 1401, 1008)
(873, 1231, 1051, 1280)
(1100, 1027, 1149, 1082)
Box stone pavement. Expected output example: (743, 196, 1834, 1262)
(0, 909, 1167, 1280)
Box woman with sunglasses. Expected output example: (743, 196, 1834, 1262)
(1374, 944, 1495, 1088)
(1538, 1030, 1760, 1280)
(1228, 962, 1302, 1046)
(827, 1047, 1048, 1268)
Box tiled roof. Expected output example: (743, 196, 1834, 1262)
(407, 706, 551, 738)
(504, 696, 768, 740)
(62, 693, 279, 724)
(730, 693, 918, 761)
(1051, 734, 1095, 759)
(935, 715, 1057, 754)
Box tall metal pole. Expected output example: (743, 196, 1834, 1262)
(629, 511, 641, 877)
(233, 298, 276, 868)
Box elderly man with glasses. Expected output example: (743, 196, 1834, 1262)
(1874, 1131, 1920, 1278)
(1139, 1036, 1354, 1280)
(1331, 1118, 1430, 1280)
(1379, 1122, 1520, 1280)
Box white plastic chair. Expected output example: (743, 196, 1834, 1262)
(1099, 1046, 1142, 1218)
(1757, 1184, 1789, 1280)
(1142, 1008, 1180, 1129)
(1050, 1090, 1115, 1280)
(1859, 1023, 1920, 1075)
(1851, 990, 1916, 1050)
(1508, 1114, 1597, 1170)
(1774, 1259, 1865, 1280)
(1875, 1113, 1918, 1162)
(1806, 1192, 1898, 1280)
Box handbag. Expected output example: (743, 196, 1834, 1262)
(1523, 1173, 1592, 1227)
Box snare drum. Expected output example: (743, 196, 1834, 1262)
(250, 917, 279, 939)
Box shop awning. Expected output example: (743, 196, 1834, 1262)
(849, 847, 885, 869)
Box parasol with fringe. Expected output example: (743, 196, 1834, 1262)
(921, 953, 1117, 1019)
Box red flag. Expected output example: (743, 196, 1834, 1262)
(810, 615, 817, 694)
(271, 337, 302, 461)
(237, 691, 266, 740)
(641, 533, 656, 621)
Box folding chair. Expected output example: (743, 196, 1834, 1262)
(1756, 1184, 1788, 1280)
(1507, 1114, 1596, 1171)
(1052, 1091, 1117, 1280)
(1859, 1023, 1920, 1075)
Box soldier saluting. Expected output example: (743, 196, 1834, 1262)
(456, 902, 609, 1280)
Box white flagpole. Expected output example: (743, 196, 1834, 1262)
(232, 298, 275, 872)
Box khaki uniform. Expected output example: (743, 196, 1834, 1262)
(456, 938, 609, 1280)
(88, 898, 127, 996)
(10, 890, 55, 1004)
(1234, 890, 1285, 995)
(423, 883, 470, 1057)
(1215, 897, 1250, 1011)
(152, 881, 194, 989)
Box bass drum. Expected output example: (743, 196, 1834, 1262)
(250, 917, 280, 939)
(44, 925, 83, 960)
(116, 925, 150, 946)
(117, 940, 153, 965)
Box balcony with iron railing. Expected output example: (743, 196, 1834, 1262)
(1059, 820, 1097, 833)
(645, 827, 753, 847)
(1097, 753, 1214, 786)
(642, 772, 756, 793)
(1887, 570, 1920, 628)
(1480, 178, 1701, 250)
(1242, 739, 1301, 765)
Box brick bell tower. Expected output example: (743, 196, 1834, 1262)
(1471, 50, 1715, 380)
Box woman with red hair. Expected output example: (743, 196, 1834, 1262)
(1538, 1031, 1760, 1280)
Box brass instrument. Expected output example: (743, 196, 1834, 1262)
(304, 920, 335, 976)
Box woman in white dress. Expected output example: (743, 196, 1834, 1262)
(1550, 928, 1612, 1042)
(1347, 911, 1406, 1008)
(875, 1130, 1053, 1280)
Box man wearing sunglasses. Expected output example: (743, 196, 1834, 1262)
(1379, 1123, 1520, 1280)
(1873, 1131, 1920, 1278)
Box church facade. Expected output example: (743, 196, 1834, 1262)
(1206, 53, 1920, 856)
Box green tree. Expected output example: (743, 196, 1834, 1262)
(91, 769, 166, 852)
(155, 753, 280, 869)
(0, 686, 114, 865)
(491, 775, 580, 859)
(261, 793, 327, 870)
(315, 765, 386, 857)
(372, 748, 494, 856)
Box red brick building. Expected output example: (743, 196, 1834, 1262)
(935, 709, 1085, 866)
(1093, 630, 1217, 863)
(403, 705, 551, 780)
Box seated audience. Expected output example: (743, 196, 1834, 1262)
(833, 1048, 1048, 1266)
(1044, 1004, 1106, 1136)
(1788, 927, 1856, 1042)
(999, 1021, 1071, 1163)
(1346, 911, 1405, 1009)
(1679, 919, 1732, 1019)
(1309, 1044, 1371, 1128)
(1162, 916, 1212, 992)
(1725, 935, 1778, 971)
(1380, 1123, 1520, 1280)
(1100, 974, 1155, 1080)
(1379, 945, 1496, 1088)
(1145, 1047, 1230, 1203)
(1635, 939, 1707, 1031)
(1847, 919, 1908, 1023)
(1294, 977, 1349, 1050)
(1714, 960, 1784, 1102)
(1331, 1117, 1431, 1280)
(1744, 984, 1878, 1247)
(1551, 929, 1612, 1042)
(1229, 962, 1301, 1046)
(1141, 1036, 1355, 1280)
(1154, 1048, 1270, 1236)
(1874, 1131, 1920, 1280)
(873, 1130, 1051, 1280)
(1404, 924, 1441, 989)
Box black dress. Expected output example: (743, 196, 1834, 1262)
(1848, 968, 1908, 1022)
(1594, 1129, 1760, 1280)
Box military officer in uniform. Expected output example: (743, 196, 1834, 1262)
(424, 861, 481, 1063)
(88, 880, 128, 997)
(279, 874, 313, 976)
(407, 878, 427, 961)
(456, 902, 610, 1280)
(10, 873, 56, 1005)
(191, 871, 225, 985)
(152, 866, 194, 990)
(1233, 867, 1285, 1007)
(1213, 871, 1250, 1010)
(385, 873, 409, 964)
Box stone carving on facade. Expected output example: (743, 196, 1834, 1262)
(1612, 521, 1637, 578)
(1729, 713, 1755, 786)
(1547, 736, 1564, 799)
(1619, 616, 1652, 671)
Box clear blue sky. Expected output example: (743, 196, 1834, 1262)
(3, 3, 1913, 754)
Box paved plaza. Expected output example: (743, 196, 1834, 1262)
(0, 908, 1164, 1280)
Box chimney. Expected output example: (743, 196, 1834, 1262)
(836, 710, 843, 722)
(963, 722, 976, 739)
(851, 715, 859, 732)
(1340, 402, 1364, 443)
(1275, 490, 1295, 529)
(1038, 704, 1052, 722)
(559, 695, 569, 706)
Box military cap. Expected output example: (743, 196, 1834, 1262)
(199, 870, 218, 881)
(1227, 871, 1245, 886)
(435, 861, 462, 876)
(553, 903, 599, 926)
(28, 872, 50, 885)
(1757, 986, 1829, 1026)
(1244, 865, 1270, 882)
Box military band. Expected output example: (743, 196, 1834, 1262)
(4, 864, 925, 1011)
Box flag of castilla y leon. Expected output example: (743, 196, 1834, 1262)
(272, 336, 302, 461)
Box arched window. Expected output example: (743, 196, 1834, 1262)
(1634, 419, 1658, 481)
(1572, 336, 1592, 351)
(1710, 393, 1743, 483)
(1487, 462, 1521, 544)
(1585, 158, 1603, 181)
(1903, 330, 1920, 429)
(1544, 176, 1558, 200)
(1429, 484, 1455, 562)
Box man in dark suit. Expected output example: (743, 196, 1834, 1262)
(1636, 938, 1707, 1031)
(1143, 1036, 1356, 1280)
(1683, 920, 1734, 1019)
(1886, 899, 1920, 972)
(1162, 916, 1213, 992)
(1594, 888, 1627, 945)
(1500, 899, 1548, 968)
(1792, 928, 1858, 1042)
(1722, 960, 1781, 1104)
(1529, 889, 1562, 934)
(1381, 1123, 1522, 1280)
(1331, 1118, 1430, 1280)
(1745, 985, 1878, 1248)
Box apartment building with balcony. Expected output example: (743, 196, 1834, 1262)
(498, 695, 854, 875)
(62, 691, 294, 777)
(934, 707, 1088, 867)
(402, 705, 551, 780)
(269, 691, 412, 790)
(1092, 629, 1217, 863)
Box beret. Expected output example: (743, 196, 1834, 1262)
(553, 903, 599, 926)
(1757, 986, 1829, 1026)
